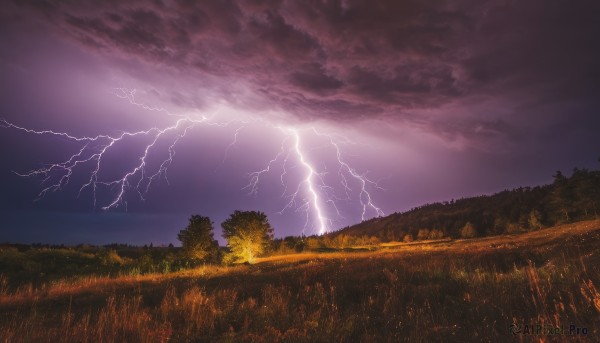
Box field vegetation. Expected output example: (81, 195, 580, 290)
(1, 220, 599, 342)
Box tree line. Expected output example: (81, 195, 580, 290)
(179, 166, 600, 263)
(330, 166, 600, 242)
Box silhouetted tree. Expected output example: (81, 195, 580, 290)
(221, 210, 274, 264)
(550, 171, 575, 223)
(571, 168, 600, 218)
(177, 215, 219, 263)
(283, 236, 306, 252)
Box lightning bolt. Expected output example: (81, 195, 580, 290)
(1, 88, 384, 235)
(94, 118, 197, 210)
(320, 130, 385, 221)
(1, 87, 239, 210)
(216, 124, 246, 173)
(111, 87, 179, 117)
(1, 117, 202, 210)
(244, 127, 385, 235)
(289, 129, 328, 235)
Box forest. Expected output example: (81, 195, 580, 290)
(326, 167, 600, 243)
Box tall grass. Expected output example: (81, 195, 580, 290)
(1, 221, 599, 342)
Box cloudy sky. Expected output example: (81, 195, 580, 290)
(1, 0, 599, 245)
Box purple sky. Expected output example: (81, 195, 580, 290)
(1, 0, 599, 245)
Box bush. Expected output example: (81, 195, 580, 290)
(306, 237, 323, 250)
(528, 209, 544, 230)
(417, 229, 430, 240)
(99, 249, 126, 267)
(429, 229, 444, 239)
(460, 222, 477, 239)
(506, 223, 523, 234)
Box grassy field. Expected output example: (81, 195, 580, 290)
(1, 220, 599, 342)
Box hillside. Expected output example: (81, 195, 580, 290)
(332, 167, 600, 241)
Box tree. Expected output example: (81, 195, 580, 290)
(306, 236, 323, 250)
(506, 222, 522, 234)
(460, 222, 477, 238)
(281, 236, 305, 253)
(332, 234, 354, 249)
(571, 168, 600, 218)
(221, 210, 274, 264)
(429, 229, 444, 240)
(417, 228, 430, 240)
(528, 209, 543, 230)
(550, 170, 575, 223)
(492, 216, 508, 235)
(177, 215, 219, 263)
(368, 236, 381, 246)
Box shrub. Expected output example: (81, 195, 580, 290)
(460, 222, 477, 238)
(417, 229, 430, 240)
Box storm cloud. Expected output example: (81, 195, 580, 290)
(7, 0, 600, 139)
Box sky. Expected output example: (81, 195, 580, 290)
(1, 0, 599, 245)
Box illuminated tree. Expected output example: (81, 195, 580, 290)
(332, 234, 354, 249)
(368, 236, 381, 246)
(177, 215, 219, 263)
(305, 236, 323, 250)
(221, 210, 274, 264)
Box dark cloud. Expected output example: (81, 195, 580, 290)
(290, 63, 343, 93)
(4, 0, 600, 142)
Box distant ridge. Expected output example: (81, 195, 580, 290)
(330, 167, 600, 241)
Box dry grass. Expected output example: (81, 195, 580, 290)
(1, 220, 599, 342)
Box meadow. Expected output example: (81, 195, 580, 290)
(1, 220, 599, 342)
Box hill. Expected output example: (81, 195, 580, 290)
(331, 167, 600, 241)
